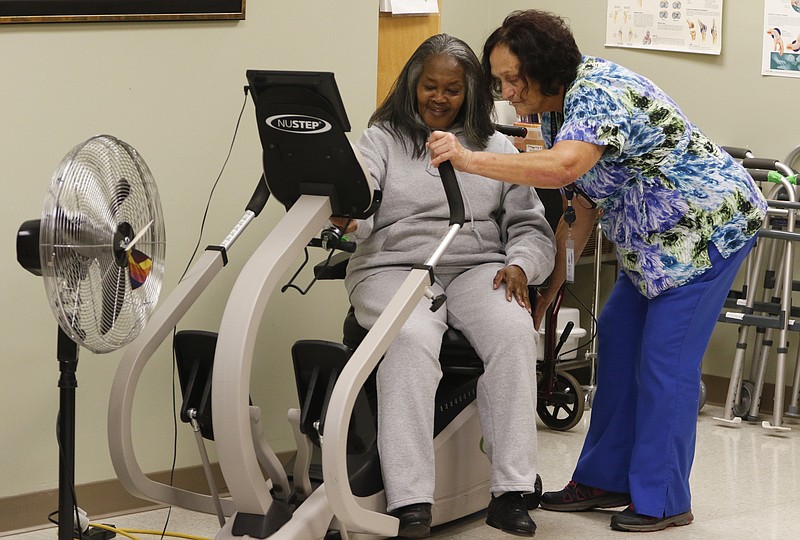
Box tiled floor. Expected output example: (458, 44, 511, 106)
(5, 404, 799, 539)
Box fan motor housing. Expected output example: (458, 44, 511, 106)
(17, 219, 42, 276)
(113, 222, 136, 267)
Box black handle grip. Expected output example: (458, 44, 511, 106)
(438, 161, 465, 227)
(245, 174, 271, 217)
(553, 321, 575, 358)
(493, 123, 528, 138)
(721, 146, 753, 159)
(742, 157, 781, 171)
(337, 240, 357, 253)
(747, 169, 771, 183)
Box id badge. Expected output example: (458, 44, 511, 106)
(565, 236, 575, 283)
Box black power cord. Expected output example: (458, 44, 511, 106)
(160, 89, 251, 539)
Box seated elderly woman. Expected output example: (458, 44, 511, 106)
(331, 34, 555, 538)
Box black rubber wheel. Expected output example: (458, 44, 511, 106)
(698, 380, 707, 411)
(733, 380, 754, 418)
(537, 371, 585, 431)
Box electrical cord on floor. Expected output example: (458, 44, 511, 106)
(87, 523, 211, 540)
(49, 510, 111, 540)
(52, 416, 85, 540)
(50, 513, 213, 540)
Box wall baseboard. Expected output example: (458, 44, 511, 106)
(702, 373, 789, 414)
(704, 373, 731, 407)
(0, 452, 290, 536)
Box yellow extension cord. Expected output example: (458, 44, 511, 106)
(86, 522, 212, 540)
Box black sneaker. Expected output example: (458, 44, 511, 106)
(392, 503, 432, 538)
(540, 480, 631, 512)
(486, 492, 537, 537)
(610, 505, 694, 532)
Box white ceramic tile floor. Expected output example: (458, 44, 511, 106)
(5, 405, 799, 540)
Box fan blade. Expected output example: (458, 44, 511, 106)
(111, 177, 131, 216)
(124, 219, 153, 253)
(127, 248, 153, 290)
(100, 265, 126, 335)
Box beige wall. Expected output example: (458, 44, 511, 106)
(1, 0, 795, 506)
(473, 1, 797, 161)
(1, 1, 376, 501)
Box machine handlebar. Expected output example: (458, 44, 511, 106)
(439, 160, 464, 227)
(493, 123, 528, 138)
(245, 174, 271, 217)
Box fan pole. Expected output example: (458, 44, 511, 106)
(57, 327, 79, 540)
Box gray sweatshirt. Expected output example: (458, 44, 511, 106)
(344, 124, 556, 296)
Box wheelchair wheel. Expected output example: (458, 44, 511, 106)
(698, 380, 707, 411)
(732, 379, 754, 418)
(537, 371, 585, 431)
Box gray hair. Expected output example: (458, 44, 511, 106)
(370, 33, 494, 158)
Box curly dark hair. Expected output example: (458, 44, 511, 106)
(482, 10, 582, 98)
(370, 33, 494, 158)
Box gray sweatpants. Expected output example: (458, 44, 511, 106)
(350, 263, 539, 512)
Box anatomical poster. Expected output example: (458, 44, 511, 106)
(606, 0, 723, 55)
(762, 0, 800, 78)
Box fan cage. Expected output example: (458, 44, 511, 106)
(40, 135, 165, 354)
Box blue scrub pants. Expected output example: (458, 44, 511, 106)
(572, 237, 756, 518)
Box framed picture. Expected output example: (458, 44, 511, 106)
(0, 1, 246, 24)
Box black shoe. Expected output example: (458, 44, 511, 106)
(540, 480, 631, 512)
(610, 505, 693, 532)
(392, 503, 432, 538)
(523, 474, 543, 510)
(486, 492, 537, 536)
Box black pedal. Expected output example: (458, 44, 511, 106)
(174, 330, 218, 440)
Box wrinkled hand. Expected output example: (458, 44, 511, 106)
(493, 265, 531, 313)
(427, 130, 473, 171)
(329, 217, 357, 234)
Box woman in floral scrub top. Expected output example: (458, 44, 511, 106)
(428, 9, 766, 534)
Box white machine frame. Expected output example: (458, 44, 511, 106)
(108, 71, 493, 538)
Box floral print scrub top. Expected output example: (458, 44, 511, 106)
(542, 56, 767, 298)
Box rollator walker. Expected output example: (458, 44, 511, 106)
(108, 70, 544, 539)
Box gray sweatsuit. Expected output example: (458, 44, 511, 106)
(346, 124, 556, 511)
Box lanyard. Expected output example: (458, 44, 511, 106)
(550, 110, 577, 282)
(564, 186, 575, 283)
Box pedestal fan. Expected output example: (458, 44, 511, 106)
(16, 135, 166, 540)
